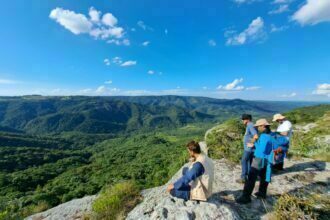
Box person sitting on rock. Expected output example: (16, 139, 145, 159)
(272, 113, 293, 171)
(236, 114, 259, 184)
(167, 141, 214, 201)
(236, 119, 273, 204)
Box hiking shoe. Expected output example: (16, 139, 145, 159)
(254, 192, 266, 199)
(236, 178, 245, 184)
(235, 195, 251, 204)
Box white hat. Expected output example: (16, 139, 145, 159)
(277, 121, 292, 133)
(273, 113, 286, 122)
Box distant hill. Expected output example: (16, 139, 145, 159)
(0, 96, 315, 135)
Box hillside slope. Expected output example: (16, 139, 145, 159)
(0, 96, 312, 135)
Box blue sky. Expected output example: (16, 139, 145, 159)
(0, 0, 329, 101)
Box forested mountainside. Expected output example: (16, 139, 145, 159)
(0, 96, 325, 219)
(27, 104, 330, 220)
(0, 96, 312, 135)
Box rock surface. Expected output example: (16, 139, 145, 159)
(127, 158, 329, 220)
(26, 195, 97, 220)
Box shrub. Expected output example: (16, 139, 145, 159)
(273, 193, 330, 220)
(206, 119, 245, 163)
(92, 181, 141, 220)
(290, 112, 330, 162)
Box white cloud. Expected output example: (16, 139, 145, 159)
(137, 20, 146, 30)
(0, 79, 19, 84)
(95, 86, 120, 95)
(137, 20, 153, 31)
(112, 57, 122, 64)
(79, 88, 93, 94)
(120, 61, 137, 67)
(226, 17, 266, 46)
(142, 41, 150, 46)
(269, 4, 289, 15)
(104, 80, 112, 84)
(280, 92, 297, 98)
(104, 58, 111, 66)
(292, 0, 330, 25)
(148, 70, 155, 75)
(246, 86, 261, 91)
(313, 83, 330, 97)
(217, 78, 245, 91)
(103, 57, 136, 67)
(89, 7, 100, 23)
(208, 39, 217, 46)
(49, 8, 92, 34)
(271, 24, 289, 32)
(102, 13, 118, 27)
(233, 0, 257, 4)
(50, 7, 127, 44)
(272, 0, 292, 4)
(107, 38, 130, 46)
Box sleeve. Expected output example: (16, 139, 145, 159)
(174, 162, 205, 190)
(249, 124, 258, 136)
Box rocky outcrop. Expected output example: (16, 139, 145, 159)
(26, 195, 97, 220)
(26, 157, 329, 220)
(127, 158, 329, 220)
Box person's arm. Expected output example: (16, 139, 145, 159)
(250, 126, 259, 143)
(173, 162, 205, 190)
(247, 124, 258, 147)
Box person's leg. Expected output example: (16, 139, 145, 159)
(236, 158, 261, 204)
(247, 151, 254, 177)
(257, 166, 269, 198)
(241, 151, 250, 179)
(182, 167, 189, 176)
(272, 162, 284, 171)
(170, 189, 190, 201)
(243, 165, 259, 197)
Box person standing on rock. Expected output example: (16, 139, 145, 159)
(272, 113, 293, 171)
(236, 119, 273, 204)
(236, 114, 259, 184)
(167, 141, 214, 201)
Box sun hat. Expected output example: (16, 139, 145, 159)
(272, 113, 286, 122)
(255, 119, 270, 127)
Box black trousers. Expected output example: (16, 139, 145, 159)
(272, 162, 284, 171)
(243, 158, 269, 197)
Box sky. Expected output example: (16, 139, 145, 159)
(0, 0, 329, 101)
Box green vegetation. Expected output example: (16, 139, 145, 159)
(285, 104, 330, 124)
(289, 105, 330, 162)
(0, 96, 323, 218)
(91, 181, 141, 220)
(206, 119, 245, 163)
(0, 126, 205, 219)
(273, 192, 330, 220)
(0, 96, 307, 135)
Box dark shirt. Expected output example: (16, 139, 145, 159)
(174, 162, 205, 190)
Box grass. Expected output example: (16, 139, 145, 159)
(91, 181, 141, 220)
(273, 192, 330, 220)
(206, 119, 245, 163)
(290, 112, 330, 162)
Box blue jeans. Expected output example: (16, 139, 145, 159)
(241, 150, 254, 179)
(170, 167, 190, 201)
